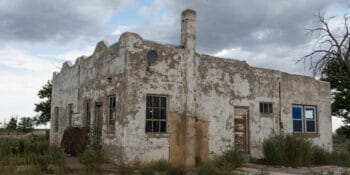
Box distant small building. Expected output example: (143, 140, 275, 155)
(50, 9, 332, 166)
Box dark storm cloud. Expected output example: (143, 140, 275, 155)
(154, 0, 338, 53)
(0, 0, 130, 43)
(130, 0, 349, 75)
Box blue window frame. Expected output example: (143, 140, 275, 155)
(292, 105, 317, 133)
(292, 106, 303, 132)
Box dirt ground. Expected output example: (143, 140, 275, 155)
(234, 163, 349, 175)
(64, 157, 349, 175)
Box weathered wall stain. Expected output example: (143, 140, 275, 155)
(50, 9, 332, 166)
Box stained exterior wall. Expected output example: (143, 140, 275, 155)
(50, 9, 332, 166)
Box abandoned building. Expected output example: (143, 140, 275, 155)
(50, 9, 332, 166)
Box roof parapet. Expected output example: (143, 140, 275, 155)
(93, 40, 109, 56)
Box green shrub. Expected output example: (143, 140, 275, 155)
(262, 133, 312, 167)
(167, 166, 186, 175)
(214, 149, 244, 173)
(49, 145, 66, 166)
(24, 152, 38, 165)
(79, 147, 105, 170)
(150, 159, 171, 172)
(37, 155, 50, 171)
(0, 138, 18, 161)
(119, 164, 134, 175)
(311, 146, 332, 165)
(197, 164, 221, 175)
(331, 151, 350, 167)
(336, 125, 350, 139)
(140, 167, 155, 175)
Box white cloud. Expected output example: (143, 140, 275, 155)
(213, 41, 316, 76)
(0, 45, 95, 125)
(0, 47, 56, 73)
(112, 25, 134, 37)
(43, 45, 95, 63)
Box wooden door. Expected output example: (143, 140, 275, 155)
(234, 107, 249, 153)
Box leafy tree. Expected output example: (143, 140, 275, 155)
(336, 125, 350, 138)
(321, 59, 350, 122)
(34, 81, 52, 125)
(7, 117, 17, 130)
(17, 117, 34, 133)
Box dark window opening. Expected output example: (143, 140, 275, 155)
(68, 104, 73, 127)
(145, 95, 167, 133)
(260, 102, 273, 114)
(108, 95, 116, 133)
(86, 101, 91, 128)
(54, 107, 59, 132)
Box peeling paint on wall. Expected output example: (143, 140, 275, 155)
(50, 9, 332, 166)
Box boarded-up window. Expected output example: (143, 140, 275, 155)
(108, 95, 116, 133)
(145, 95, 167, 133)
(54, 107, 59, 132)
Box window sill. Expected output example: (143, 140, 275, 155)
(293, 132, 319, 138)
(146, 132, 169, 138)
(260, 113, 274, 117)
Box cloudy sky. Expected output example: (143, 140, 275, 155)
(0, 0, 349, 130)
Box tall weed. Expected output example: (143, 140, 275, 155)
(262, 133, 312, 167)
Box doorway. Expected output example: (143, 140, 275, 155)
(234, 106, 249, 153)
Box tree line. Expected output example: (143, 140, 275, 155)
(3, 81, 52, 133)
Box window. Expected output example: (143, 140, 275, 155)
(108, 95, 116, 133)
(305, 106, 316, 132)
(85, 101, 91, 128)
(260, 102, 273, 114)
(292, 105, 303, 132)
(68, 104, 73, 127)
(145, 95, 167, 133)
(54, 107, 59, 132)
(292, 105, 317, 133)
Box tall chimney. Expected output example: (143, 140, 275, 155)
(181, 9, 196, 51)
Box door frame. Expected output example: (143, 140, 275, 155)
(234, 106, 250, 153)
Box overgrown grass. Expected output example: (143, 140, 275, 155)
(262, 133, 350, 167)
(0, 135, 66, 174)
(79, 146, 105, 171)
(262, 133, 312, 167)
(214, 149, 244, 173)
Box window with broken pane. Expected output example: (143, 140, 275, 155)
(259, 102, 273, 114)
(108, 95, 116, 133)
(145, 95, 167, 133)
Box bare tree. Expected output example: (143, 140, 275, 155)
(302, 14, 350, 76)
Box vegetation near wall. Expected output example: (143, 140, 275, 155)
(262, 133, 350, 167)
(0, 134, 65, 174)
(79, 146, 105, 171)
